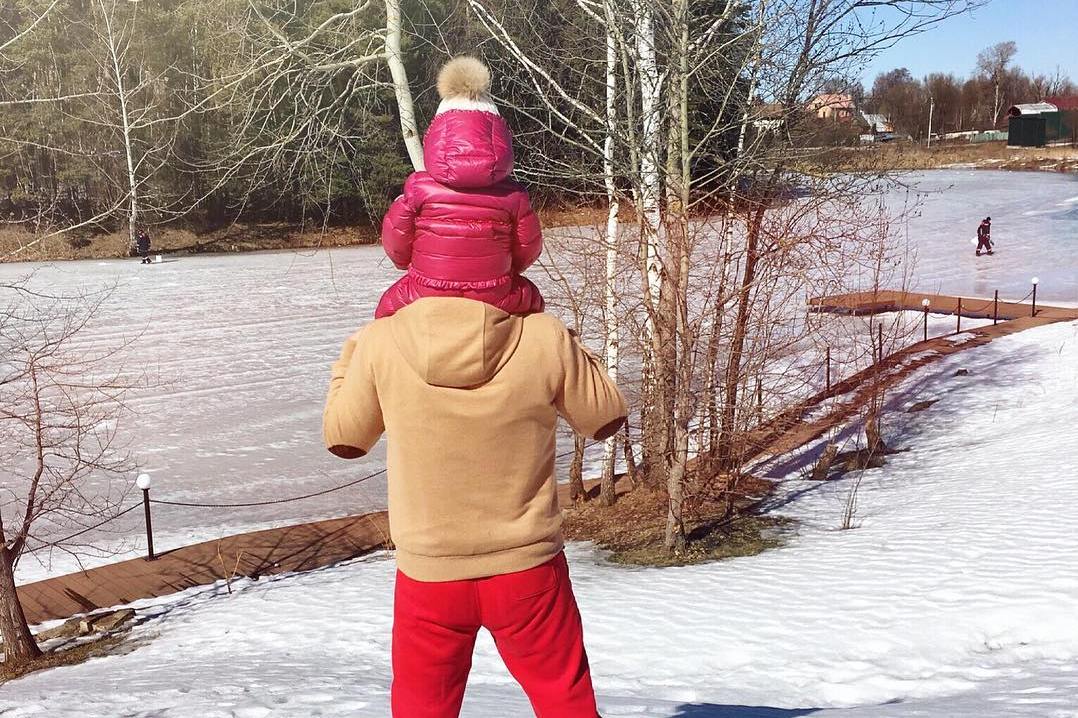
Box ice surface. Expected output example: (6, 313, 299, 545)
(3, 319, 1078, 715)
(887, 170, 1078, 303)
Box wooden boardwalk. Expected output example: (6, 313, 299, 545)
(17, 290, 1077, 627)
(17, 478, 622, 626)
(745, 290, 1078, 463)
(809, 289, 1078, 323)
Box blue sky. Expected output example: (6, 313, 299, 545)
(859, 1, 1078, 86)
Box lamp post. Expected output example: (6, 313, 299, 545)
(921, 298, 930, 342)
(1031, 277, 1039, 317)
(137, 473, 156, 560)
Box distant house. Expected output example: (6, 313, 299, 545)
(860, 111, 894, 134)
(751, 102, 785, 132)
(1007, 100, 1078, 147)
(809, 93, 855, 121)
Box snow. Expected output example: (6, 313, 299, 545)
(4, 317, 1078, 716)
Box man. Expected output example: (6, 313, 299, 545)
(976, 216, 993, 256)
(135, 228, 152, 264)
(323, 297, 626, 718)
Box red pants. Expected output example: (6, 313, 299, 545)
(391, 552, 598, 717)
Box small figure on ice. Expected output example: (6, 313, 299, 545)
(975, 217, 993, 256)
(135, 228, 152, 264)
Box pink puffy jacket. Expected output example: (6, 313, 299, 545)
(376, 110, 544, 318)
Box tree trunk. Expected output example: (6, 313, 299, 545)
(0, 545, 41, 668)
(385, 0, 424, 171)
(101, 0, 139, 250)
(600, 1, 620, 508)
(568, 433, 586, 502)
(633, 0, 667, 490)
(663, 0, 691, 554)
(621, 424, 639, 488)
(718, 201, 766, 470)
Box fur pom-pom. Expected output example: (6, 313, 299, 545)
(437, 56, 491, 101)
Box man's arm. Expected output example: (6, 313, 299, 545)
(323, 327, 385, 459)
(554, 326, 627, 441)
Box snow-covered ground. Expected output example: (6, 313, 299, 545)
(4, 318, 1077, 716)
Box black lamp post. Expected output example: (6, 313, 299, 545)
(137, 473, 156, 560)
(1031, 277, 1039, 317)
(921, 298, 930, 342)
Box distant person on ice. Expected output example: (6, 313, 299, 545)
(374, 56, 544, 319)
(135, 228, 152, 264)
(976, 216, 993, 256)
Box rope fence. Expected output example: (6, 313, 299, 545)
(23, 436, 617, 561)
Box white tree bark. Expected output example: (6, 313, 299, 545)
(601, 0, 621, 504)
(633, 0, 662, 315)
(100, 0, 140, 250)
(385, 0, 424, 171)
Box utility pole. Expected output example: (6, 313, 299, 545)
(927, 96, 935, 147)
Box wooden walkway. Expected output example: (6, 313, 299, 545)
(809, 289, 1078, 323)
(745, 290, 1078, 464)
(17, 478, 621, 626)
(17, 290, 1077, 627)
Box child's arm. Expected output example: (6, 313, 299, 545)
(511, 189, 543, 273)
(382, 176, 420, 270)
(323, 327, 385, 459)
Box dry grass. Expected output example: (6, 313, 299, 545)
(563, 477, 792, 567)
(0, 206, 611, 264)
(1, 222, 379, 263)
(823, 141, 1078, 174)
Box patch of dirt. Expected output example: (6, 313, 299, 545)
(0, 630, 136, 684)
(1, 205, 619, 264)
(563, 474, 792, 567)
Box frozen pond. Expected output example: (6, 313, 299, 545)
(891, 170, 1078, 303)
(5, 169, 1077, 582)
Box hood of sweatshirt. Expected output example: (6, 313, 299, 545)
(388, 297, 523, 388)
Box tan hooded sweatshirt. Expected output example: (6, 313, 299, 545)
(323, 297, 627, 581)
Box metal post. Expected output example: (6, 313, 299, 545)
(993, 290, 999, 325)
(927, 96, 934, 148)
(1032, 284, 1038, 317)
(956, 298, 962, 333)
(923, 306, 929, 342)
(142, 488, 156, 561)
(825, 346, 831, 392)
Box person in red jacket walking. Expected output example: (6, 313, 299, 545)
(376, 57, 545, 319)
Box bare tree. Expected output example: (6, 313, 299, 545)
(976, 40, 1017, 126)
(0, 281, 139, 670)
